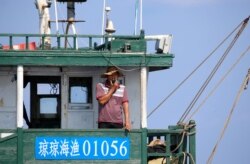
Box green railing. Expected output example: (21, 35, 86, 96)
(0, 32, 145, 51)
(147, 121, 196, 164)
(0, 121, 195, 164)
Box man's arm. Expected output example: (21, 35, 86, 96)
(123, 102, 131, 131)
(97, 83, 118, 105)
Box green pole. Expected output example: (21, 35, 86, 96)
(9, 36, 13, 49)
(189, 120, 196, 164)
(25, 36, 29, 50)
(17, 127, 23, 164)
(166, 133, 171, 164)
(57, 36, 60, 48)
(73, 35, 77, 49)
(141, 128, 147, 164)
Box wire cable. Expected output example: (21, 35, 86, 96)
(206, 68, 250, 164)
(184, 45, 250, 123)
(147, 17, 245, 118)
(178, 16, 250, 124)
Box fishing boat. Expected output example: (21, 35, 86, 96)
(0, 0, 196, 163)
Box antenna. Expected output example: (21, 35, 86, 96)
(56, 0, 87, 49)
(140, 0, 143, 31)
(134, 0, 139, 35)
(53, 0, 59, 35)
(134, 0, 143, 35)
(101, 0, 106, 44)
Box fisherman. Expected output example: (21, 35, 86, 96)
(96, 66, 131, 131)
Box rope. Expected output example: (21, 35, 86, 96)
(100, 51, 144, 72)
(171, 131, 187, 153)
(182, 152, 187, 164)
(171, 123, 196, 153)
(206, 68, 250, 164)
(178, 16, 250, 124)
(157, 123, 196, 164)
(180, 152, 196, 164)
(187, 152, 196, 164)
(184, 45, 250, 123)
(147, 18, 244, 118)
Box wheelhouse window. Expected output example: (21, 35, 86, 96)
(37, 83, 60, 95)
(37, 83, 60, 115)
(40, 97, 57, 114)
(69, 77, 92, 105)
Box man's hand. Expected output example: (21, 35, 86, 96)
(111, 80, 119, 91)
(124, 122, 131, 131)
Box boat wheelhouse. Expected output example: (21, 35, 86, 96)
(0, 0, 196, 163)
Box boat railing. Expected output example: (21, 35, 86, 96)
(0, 122, 195, 164)
(147, 121, 196, 163)
(0, 32, 173, 57)
(0, 33, 145, 52)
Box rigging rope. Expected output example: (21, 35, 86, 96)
(206, 68, 250, 164)
(147, 18, 244, 118)
(178, 16, 250, 124)
(184, 45, 250, 124)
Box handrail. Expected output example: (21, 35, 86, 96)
(0, 33, 143, 51)
(147, 121, 196, 164)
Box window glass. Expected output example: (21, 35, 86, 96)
(69, 77, 92, 104)
(37, 83, 60, 95)
(70, 86, 88, 103)
(40, 97, 57, 114)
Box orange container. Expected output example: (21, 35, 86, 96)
(2, 42, 36, 50)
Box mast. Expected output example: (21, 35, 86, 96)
(101, 0, 106, 43)
(53, 0, 59, 34)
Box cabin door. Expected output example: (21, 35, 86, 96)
(24, 76, 61, 128)
(66, 76, 95, 129)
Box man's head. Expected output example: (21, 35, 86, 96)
(102, 66, 123, 83)
(102, 66, 123, 77)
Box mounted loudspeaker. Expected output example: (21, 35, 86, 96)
(145, 34, 173, 54)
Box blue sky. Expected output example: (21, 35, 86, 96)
(1, 0, 250, 163)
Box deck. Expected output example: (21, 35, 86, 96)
(0, 32, 173, 71)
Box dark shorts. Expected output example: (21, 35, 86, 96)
(98, 122, 123, 129)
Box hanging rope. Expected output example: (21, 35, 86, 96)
(170, 123, 196, 153)
(184, 45, 250, 124)
(178, 16, 250, 124)
(147, 17, 244, 118)
(206, 68, 250, 164)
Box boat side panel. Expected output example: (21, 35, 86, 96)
(0, 74, 17, 129)
(22, 130, 142, 164)
(0, 133, 17, 164)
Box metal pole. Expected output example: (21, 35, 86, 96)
(17, 65, 23, 128)
(134, 0, 139, 35)
(101, 0, 106, 44)
(141, 67, 147, 128)
(140, 0, 143, 30)
(53, 0, 59, 34)
(17, 65, 24, 164)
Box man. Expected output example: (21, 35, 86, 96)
(96, 66, 131, 131)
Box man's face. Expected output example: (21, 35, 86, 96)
(107, 72, 118, 82)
